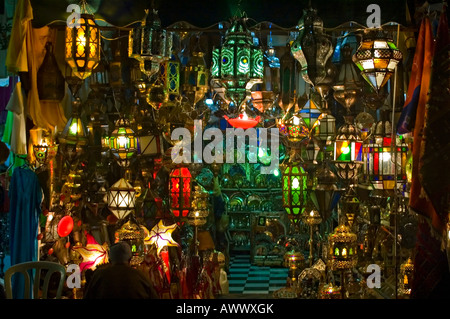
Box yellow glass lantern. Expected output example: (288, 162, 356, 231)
(109, 118, 138, 167)
(187, 184, 210, 227)
(398, 257, 414, 296)
(65, 13, 101, 80)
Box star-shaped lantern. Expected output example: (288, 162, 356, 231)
(72, 233, 109, 271)
(146, 220, 179, 254)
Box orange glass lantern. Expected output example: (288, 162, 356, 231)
(169, 166, 192, 221)
(65, 13, 101, 80)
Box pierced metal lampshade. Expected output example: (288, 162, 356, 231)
(352, 28, 403, 93)
(328, 223, 358, 270)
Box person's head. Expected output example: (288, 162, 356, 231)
(109, 241, 132, 265)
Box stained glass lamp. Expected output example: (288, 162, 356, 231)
(169, 166, 192, 222)
(181, 50, 209, 105)
(211, 15, 264, 109)
(328, 223, 358, 270)
(352, 28, 403, 93)
(109, 118, 138, 167)
(65, 12, 100, 80)
(282, 162, 308, 224)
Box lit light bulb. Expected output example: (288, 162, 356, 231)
(381, 152, 391, 162)
(292, 178, 300, 189)
(117, 136, 127, 148)
(341, 146, 350, 154)
(69, 122, 78, 135)
(293, 115, 300, 126)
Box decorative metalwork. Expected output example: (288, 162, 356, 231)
(328, 223, 358, 270)
(109, 118, 138, 167)
(106, 178, 136, 220)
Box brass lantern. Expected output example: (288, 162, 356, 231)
(128, 9, 172, 78)
(187, 184, 210, 227)
(159, 51, 180, 104)
(105, 178, 136, 220)
(65, 12, 101, 80)
(352, 28, 403, 93)
(211, 15, 264, 109)
(398, 257, 414, 296)
(181, 50, 209, 105)
(37, 42, 65, 101)
(115, 216, 145, 266)
(109, 118, 138, 167)
(328, 223, 358, 270)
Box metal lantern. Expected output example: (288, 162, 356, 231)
(398, 257, 414, 296)
(187, 184, 210, 227)
(363, 122, 408, 191)
(299, 98, 321, 133)
(181, 50, 209, 105)
(282, 161, 309, 224)
(333, 44, 363, 114)
(277, 111, 309, 143)
(328, 223, 358, 270)
(169, 166, 192, 222)
(314, 111, 336, 148)
(31, 127, 58, 167)
(128, 9, 172, 78)
(59, 98, 88, 146)
(333, 116, 363, 182)
(115, 217, 145, 266)
(65, 13, 101, 80)
(106, 178, 136, 220)
(278, 43, 299, 112)
(315, 164, 338, 221)
(37, 42, 65, 101)
(352, 28, 403, 93)
(211, 15, 264, 109)
(291, 7, 336, 88)
(109, 118, 138, 167)
(159, 51, 180, 103)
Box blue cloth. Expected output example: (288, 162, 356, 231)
(8, 166, 42, 298)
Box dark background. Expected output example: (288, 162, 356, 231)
(29, 0, 419, 28)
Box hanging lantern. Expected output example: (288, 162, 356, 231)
(88, 52, 109, 93)
(277, 111, 308, 143)
(31, 127, 58, 167)
(128, 9, 172, 78)
(313, 111, 336, 148)
(314, 164, 339, 221)
(278, 43, 300, 112)
(281, 161, 308, 224)
(304, 137, 320, 164)
(105, 178, 136, 220)
(187, 184, 210, 227)
(352, 28, 403, 93)
(159, 51, 180, 103)
(211, 15, 264, 109)
(59, 98, 88, 146)
(109, 118, 138, 167)
(341, 186, 360, 228)
(328, 223, 358, 270)
(333, 44, 363, 114)
(362, 121, 408, 191)
(291, 7, 336, 93)
(65, 12, 101, 80)
(333, 116, 363, 182)
(181, 50, 209, 105)
(299, 98, 321, 133)
(37, 42, 65, 101)
(169, 166, 192, 222)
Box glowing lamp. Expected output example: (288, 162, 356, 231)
(223, 113, 260, 129)
(65, 13, 100, 80)
(147, 220, 179, 255)
(282, 162, 308, 224)
(57, 215, 74, 237)
(277, 112, 309, 143)
(59, 99, 88, 146)
(328, 224, 358, 270)
(398, 257, 414, 296)
(352, 29, 403, 93)
(169, 166, 192, 222)
(106, 178, 136, 220)
(109, 118, 138, 167)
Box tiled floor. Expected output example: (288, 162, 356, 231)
(228, 254, 289, 294)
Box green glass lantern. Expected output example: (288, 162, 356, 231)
(159, 51, 180, 103)
(352, 28, 403, 93)
(211, 15, 264, 109)
(128, 9, 172, 78)
(282, 162, 308, 224)
(109, 118, 138, 167)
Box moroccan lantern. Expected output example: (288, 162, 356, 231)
(187, 184, 210, 227)
(59, 98, 88, 147)
(37, 42, 65, 101)
(106, 178, 136, 220)
(169, 166, 192, 222)
(328, 223, 358, 270)
(398, 257, 414, 296)
(31, 127, 58, 167)
(314, 164, 339, 221)
(281, 161, 308, 224)
(352, 28, 403, 93)
(363, 121, 408, 191)
(333, 116, 363, 182)
(333, 44, 363, 114)
(211, 14, 264, 109)
(128, 9, 172, 78)
(65, 12, 101, 80)
(314, 111, 336, 149)
(181, 50, 209, 105)
(109, 118, 138, 167)
(115, 216, 145, 266)
(159, 51, 180, 104)
(299, 98, 321, 133)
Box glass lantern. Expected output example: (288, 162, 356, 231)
(328, 223, 358, 270)
(181, 50, 209, 106)
(169, 166, 192, 222)
(65, 13, 101, 80)
(109, 118, 138, 167)
(352, 28, 403, 93)
(282, 162, 309, 224)
(105, 178, 136, 220)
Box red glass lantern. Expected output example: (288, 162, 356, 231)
(169, 166, 192, 221)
